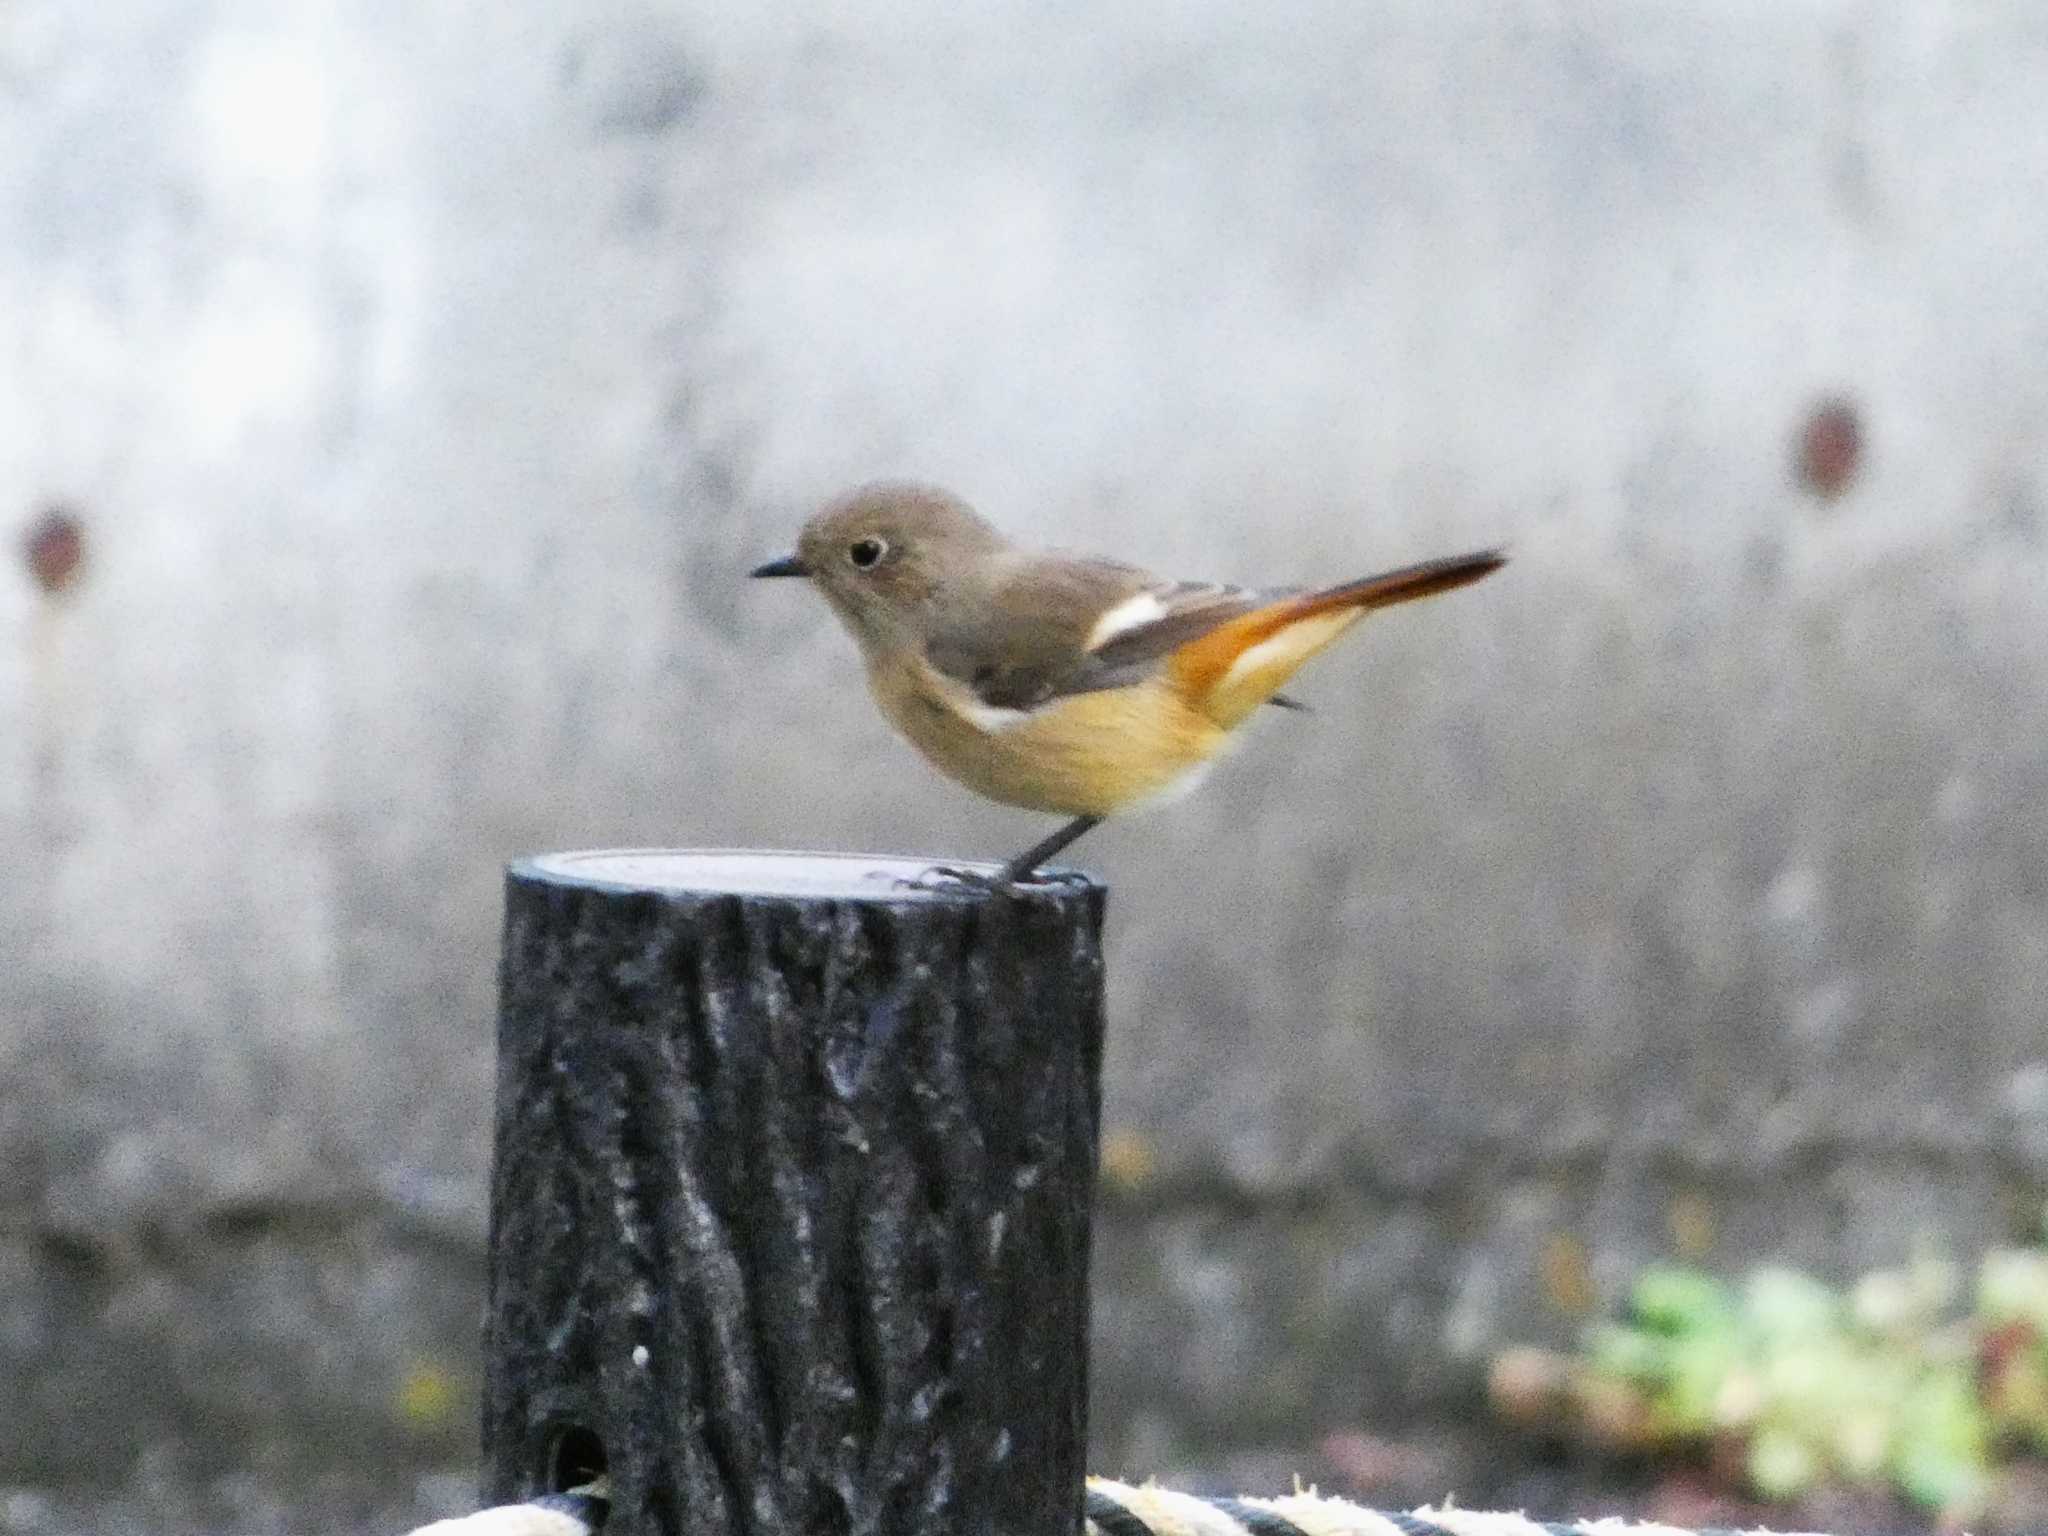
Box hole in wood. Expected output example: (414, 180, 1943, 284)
(547, 1423, 608, 1491)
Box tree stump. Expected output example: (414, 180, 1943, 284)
(481, 851, 1107, 1536)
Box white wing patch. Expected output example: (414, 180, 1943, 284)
(921, 662, 1036, 733)
(958, 697, 1035, 733)
(1084, 590, 1168, 651)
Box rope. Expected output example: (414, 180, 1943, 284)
(400, 1477, 1823, 1536)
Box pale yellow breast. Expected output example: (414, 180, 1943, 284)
(865, 654, 1228, 817)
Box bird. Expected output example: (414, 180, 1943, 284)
(751, 482, 1505, 888)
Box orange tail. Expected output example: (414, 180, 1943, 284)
(1169, 549, 1506, 727)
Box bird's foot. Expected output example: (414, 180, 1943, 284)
(894, 864, 1092, 895)
(1016, 866, 1093, 890)
(896, 864, 1007, 894)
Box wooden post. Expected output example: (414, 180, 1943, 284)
(481, 851, 1106, 1536)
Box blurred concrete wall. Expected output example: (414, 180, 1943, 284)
(3, 0, 2047, 1501)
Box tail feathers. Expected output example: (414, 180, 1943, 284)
(1171, 548, 1505, 727)
(1294, 548, 1507, 619)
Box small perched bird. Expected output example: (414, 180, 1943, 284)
(753, 483, 1505, 888)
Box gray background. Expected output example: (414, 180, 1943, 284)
(3, 0, 2047, 1526)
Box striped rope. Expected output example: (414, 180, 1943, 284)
(400, 1477, 1822, 1536)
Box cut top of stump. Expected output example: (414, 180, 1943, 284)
(518, 848, 1102, 903)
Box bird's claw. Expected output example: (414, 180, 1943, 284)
(896, 864, 1007, 894)
(893, 864, 1093, 895)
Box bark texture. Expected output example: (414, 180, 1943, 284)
(482, 852, 1106, 1536)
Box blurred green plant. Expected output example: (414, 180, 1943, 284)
(1489, 1226, 2048, 1526)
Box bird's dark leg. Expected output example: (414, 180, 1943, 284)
(907, 814, 1102, 893)
(993, 815, 1101, 886)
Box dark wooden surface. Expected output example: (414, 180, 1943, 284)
(482, 851, 1107, 1536)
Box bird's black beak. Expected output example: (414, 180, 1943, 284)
(750, 554, 808, 579)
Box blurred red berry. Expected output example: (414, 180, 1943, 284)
(22, 506, 87, 594)
(1797, 398, 1863, 500)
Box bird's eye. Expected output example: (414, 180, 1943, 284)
(849, 537, 888, 569)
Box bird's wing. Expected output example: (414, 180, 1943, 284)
(924, 555, 1276, 713)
